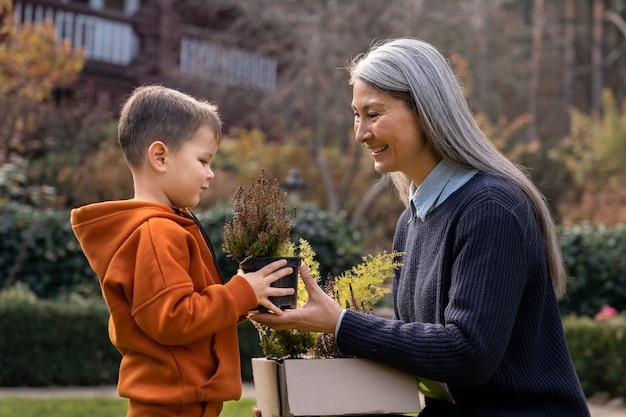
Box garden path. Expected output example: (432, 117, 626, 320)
(0, 384, 623, 417)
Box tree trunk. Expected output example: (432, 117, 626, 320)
(528, 0, 545, 142)
(590, 0, 604, 118)
(562, 0, 576, 138)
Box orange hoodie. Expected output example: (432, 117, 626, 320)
(70, 200, 257, 407)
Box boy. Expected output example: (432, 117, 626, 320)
(71, 85, 294, 417)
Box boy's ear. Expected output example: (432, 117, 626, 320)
(147, 141, 169, 173)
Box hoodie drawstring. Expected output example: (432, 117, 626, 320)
(171, 207, 226, 282)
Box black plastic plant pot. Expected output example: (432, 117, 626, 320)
(240, 256, 300, 311)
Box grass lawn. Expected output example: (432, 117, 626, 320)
(0, 397, 256, 417)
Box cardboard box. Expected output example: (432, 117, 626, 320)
(252, 357, 422, 417)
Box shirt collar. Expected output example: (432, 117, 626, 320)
(409, 160, 476, 221)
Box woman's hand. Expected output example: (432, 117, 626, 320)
(249, 263, 343, 334)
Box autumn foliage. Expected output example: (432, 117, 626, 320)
(0, 0, 84, 100)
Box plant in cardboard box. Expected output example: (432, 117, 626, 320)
(250, 251, 432, 417)
(251, 250, 455, 416)
(222, 169, 299, 310)
(252, 249, 400, 360)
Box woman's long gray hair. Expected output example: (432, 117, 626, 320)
(347, 38, 566, 299)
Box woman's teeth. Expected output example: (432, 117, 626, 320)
(372, 145, 388, 154)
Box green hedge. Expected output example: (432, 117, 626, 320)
(0, 202, 365, 299)
(0, 284, 264, 385)
(2, 286, 625, 401)
(559, 223, 626, 316)
(1, 203, 626, 394)
(563, 314, 626, 399)
(0, 203, 98, 298)
(2, 203, 625, 317)
(0, 285, 119, 386)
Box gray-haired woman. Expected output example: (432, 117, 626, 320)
(252, 38, 590, 417)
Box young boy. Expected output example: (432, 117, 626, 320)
(71, 85, 294, 417)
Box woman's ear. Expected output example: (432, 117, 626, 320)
(147, 141, 168, 173)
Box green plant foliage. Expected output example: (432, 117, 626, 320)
(563, 313, 626, 400)
(291, 203, 365, 279)
(0, 202, 98, 297)
(313, 252, 401, 359)
(330, 252, 399, 311)
(559, 223, 626, 316)
(552, 89, 626, 190)
(252, 321, 317, 360)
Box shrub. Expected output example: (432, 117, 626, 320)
(290, 204, 365, 279)
(563, 313, 626, 400)
(0, 283, 266, 385)
(559, 223, 626, 316)
(0, 202, 98, 298)
(0, 284, 119, 386)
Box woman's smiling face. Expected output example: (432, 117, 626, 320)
(351, 80, 438, 186)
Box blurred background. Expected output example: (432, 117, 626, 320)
(2, 0, 626, 395)
(2, 0, 625, 254)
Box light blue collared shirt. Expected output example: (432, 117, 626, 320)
(334, 160, 476, 336)
(409, 160, 477, 222)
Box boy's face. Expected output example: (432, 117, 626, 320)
(162, 125, 219, 208)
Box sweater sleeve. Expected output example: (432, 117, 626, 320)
(337, 195, 535, 386)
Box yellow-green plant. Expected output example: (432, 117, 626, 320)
(551, 89, 626, 190)
(315, 252, 400, 358)
(252, 248, 402, 359)
(330, 252, 400, 311)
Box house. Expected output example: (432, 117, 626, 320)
(12, 0, 278, 109)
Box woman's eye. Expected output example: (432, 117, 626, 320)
(368, 112, 379, 118)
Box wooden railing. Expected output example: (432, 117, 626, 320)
(180, 37, 277, 92)
(13, 1, 277, 91)
(14, 1, 138, 66)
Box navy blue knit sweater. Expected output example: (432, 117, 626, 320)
(336, 174, 590, 416)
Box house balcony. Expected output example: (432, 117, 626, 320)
(12, 0, 277, 97)
(13, 1, 139, 66)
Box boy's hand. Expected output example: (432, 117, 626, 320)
(239, 259, 295, 315)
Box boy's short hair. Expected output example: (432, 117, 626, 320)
(118, 85, 222, 168)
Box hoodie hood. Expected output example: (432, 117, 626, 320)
(70, 200, 193, 278)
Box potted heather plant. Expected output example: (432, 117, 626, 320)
(222, 169, 299, 310)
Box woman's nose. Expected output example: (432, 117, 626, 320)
(354, 121, 371, 143)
